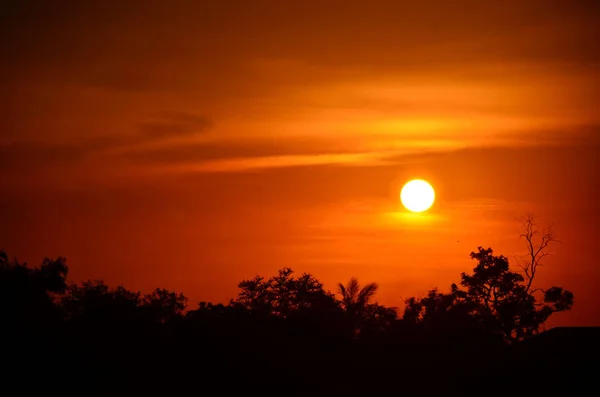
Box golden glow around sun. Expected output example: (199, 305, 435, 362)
(400, 179, 435, 213)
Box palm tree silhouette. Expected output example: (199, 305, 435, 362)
(337, 278, 379, 335)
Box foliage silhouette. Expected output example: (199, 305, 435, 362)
(0, 218, 592, 395)
(403, 217, 574, 343)
(142, 288, 188, 323)
(337, 277, 397, 337)
(0, 251, 67, 329)
(337, 277, 378, 315)
(233, 267, 341, 319)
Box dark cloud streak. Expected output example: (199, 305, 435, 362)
(122, 135, 358, 164)
(138, 113, 212, 139)
(0, 111, 213, 172)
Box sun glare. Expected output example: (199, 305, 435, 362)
(400, 179, 435, 213)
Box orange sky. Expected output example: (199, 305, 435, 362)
(1, 0, 598, 327)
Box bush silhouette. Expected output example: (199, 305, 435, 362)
(0, 218, 589, 395)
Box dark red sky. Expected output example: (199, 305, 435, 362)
(1, 0, 598, 326)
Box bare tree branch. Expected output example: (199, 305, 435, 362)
(517, 214, 559, 294)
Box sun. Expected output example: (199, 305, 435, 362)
(400, 179, 435, 213)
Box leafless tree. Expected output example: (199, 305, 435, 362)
(514, 214, 560, 297)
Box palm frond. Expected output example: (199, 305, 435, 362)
(357, 282, 379, 307)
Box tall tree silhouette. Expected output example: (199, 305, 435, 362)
(337, 278, 378, 314)
(403, 216, 574, 343)
(337, 278, 382, 335)
(515, 214, 559, 295)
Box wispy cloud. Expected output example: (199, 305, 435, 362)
(138, 113, 212, 139)
(138, 152, 393, 174)
(0, 112, 212, 172)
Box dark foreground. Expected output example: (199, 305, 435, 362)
(2, 246, 595, 396)
(6, 323, 598, 396)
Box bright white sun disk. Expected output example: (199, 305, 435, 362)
(400, 179, 435, 213)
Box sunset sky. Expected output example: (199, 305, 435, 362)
(1, 0, 598, 326)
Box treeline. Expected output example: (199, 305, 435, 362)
(1, 259, 577, 394)
(0, 217, 585, 396)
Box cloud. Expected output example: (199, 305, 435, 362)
(115, 132, 464, 173)
(2, 1, 598, 178)
(110, 123, 600, 175)
(122, 135, 361, 164)
(3, 123, 598, 180)
(148, 152, 393, 174)
(3, 1, 597, 94)
(0, 112, 213, 173)
(138, 113, 212, 139)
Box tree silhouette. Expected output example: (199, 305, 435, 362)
(0, 241, 589, 395)
(403, 216, 574, 343)
(232, 267, 339, 319)
(403, 287, 474, 328)
(142, 288, 188, 323)
(62, 280, 141, 324)
(359, 302, 398, 337)
(233, 275, 273, 314)
(0, 250, 68, 328)
(337, 278, 378, 316)
(337, 278, 387, 336)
